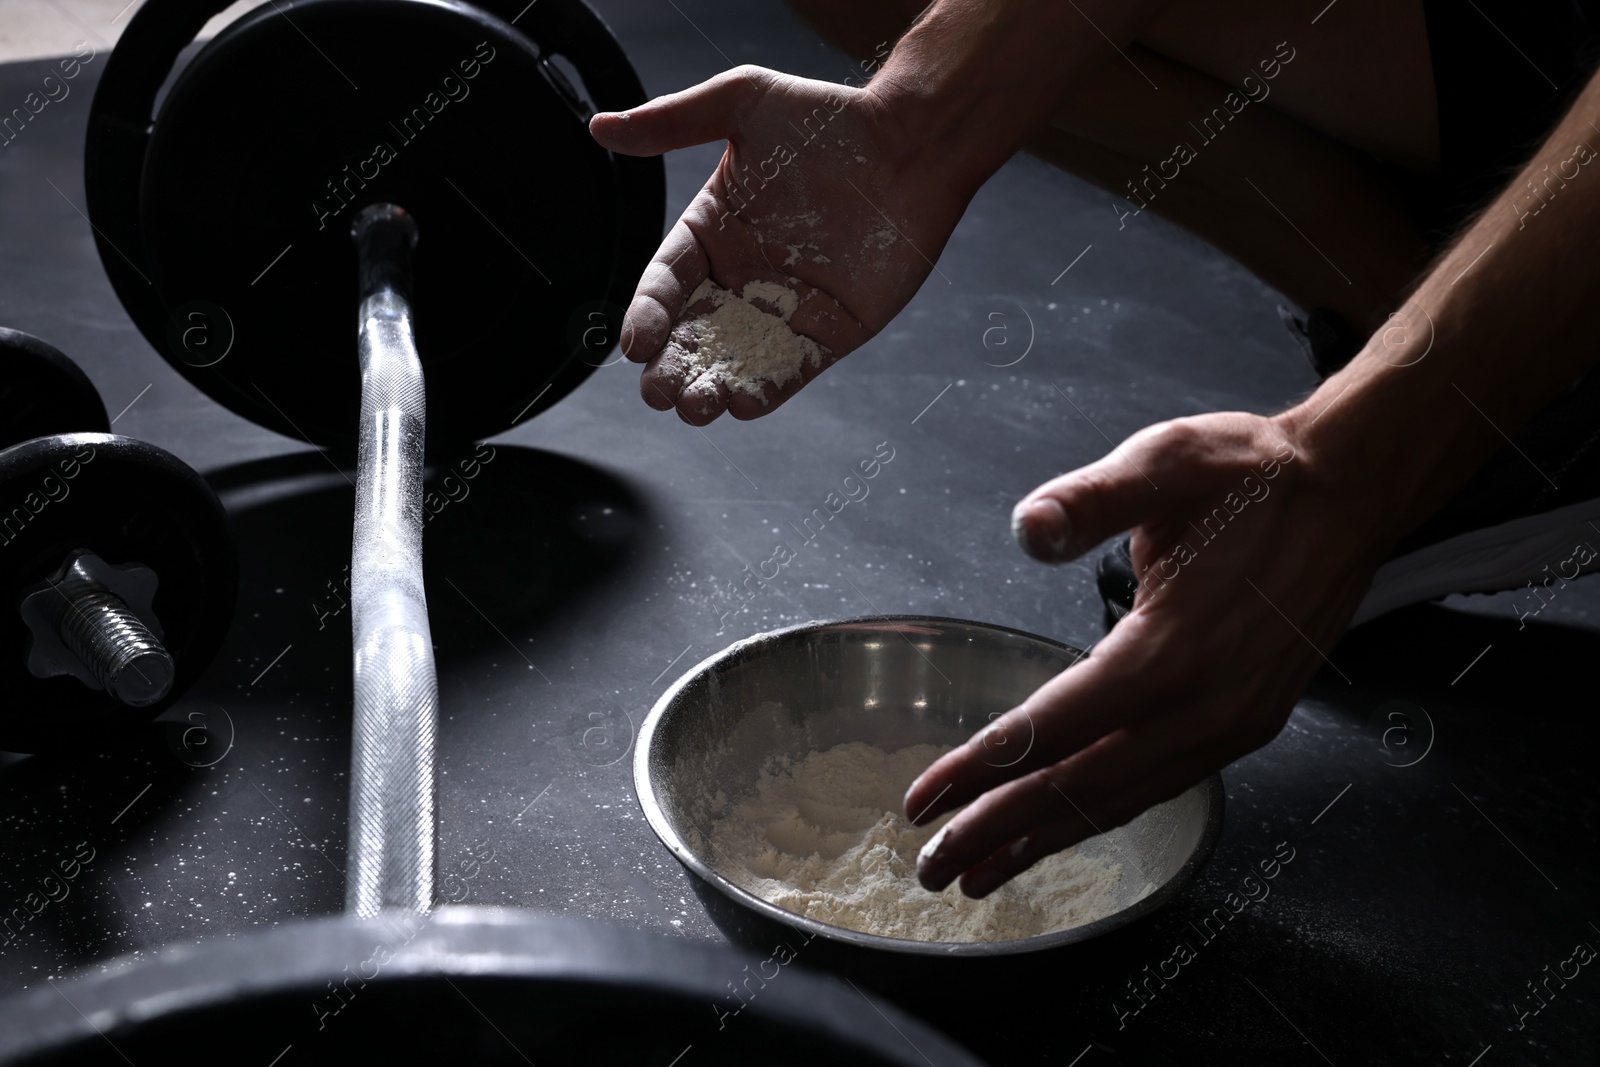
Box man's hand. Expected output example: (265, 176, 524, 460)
(589, 66, 969, 424)
(904, 411, 1382, 897)
(903, 55, 1600, 899)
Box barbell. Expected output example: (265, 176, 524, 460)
(86, 0, 663, 912)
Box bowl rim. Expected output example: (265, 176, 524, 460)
(633, 614, 1227, 958)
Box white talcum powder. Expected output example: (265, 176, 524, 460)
(669, 278, 828, 401)
(708, 741, 1147, 943)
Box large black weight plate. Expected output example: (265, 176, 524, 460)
(87, 0, 663, 452)
(0, 434, 237, 752)
(0, 911, 987, 1065)
(0, 329, 109, 448)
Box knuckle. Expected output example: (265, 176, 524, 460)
(727, 64, 772, 101)
(1136, 417, 1200, 456)
(1039, 761, 1079, 803)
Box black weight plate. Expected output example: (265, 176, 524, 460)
(88, 0, 662, 453)
(0, 434, 237, 752)
(0, 912, 988, 1066)
(0, 328, 109, 449)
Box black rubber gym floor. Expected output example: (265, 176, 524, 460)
(1, 3, 1597, 1064)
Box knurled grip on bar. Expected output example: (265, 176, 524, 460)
(346, 203, 438, 917)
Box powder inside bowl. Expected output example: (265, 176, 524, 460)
(707, 740, 1152, 943)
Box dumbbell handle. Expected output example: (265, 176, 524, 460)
(347, 204, 438, 917)
(37, 554, 174, 707)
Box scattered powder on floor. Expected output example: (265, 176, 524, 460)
(667, 278, 828, 402)
(709, 741, 1147, 943)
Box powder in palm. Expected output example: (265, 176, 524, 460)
(668, 278, 827, 401)
(708, 741, 1151, 943)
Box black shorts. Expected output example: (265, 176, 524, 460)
(1409, 0, 1600, 246)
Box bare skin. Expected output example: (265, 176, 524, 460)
(910, 73, 1600, 897)
(589, 68, 966, 423)
(592, 0, 1440, 424)
(792, 0, 1440, 326)
(591, 0, 1600, 896)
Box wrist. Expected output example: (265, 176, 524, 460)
(1273, 342, 1495, 555)
(863, 54, 1013, 203)
(862, 0, 1170, 201)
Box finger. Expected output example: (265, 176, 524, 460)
(917, 712, 1236, 896)
(660, 271, 846, 422)
(951, 817, 1088, 901)
(641, 335, 699, 411)
(955, 731, 1231, 899)
(1010, 434, 1172, 564)
(725, 375, 787, 420)
(903, 624, 1162, 827)
(787, 287, 870, 358)
(721, 343, 833, 420)
(623, 218, 710, 365)
(589, 66, 772, 157)
(677, 369, 732, 425)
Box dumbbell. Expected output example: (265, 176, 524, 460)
(0, 327, 108, 443)
(87, 0, 662, 911)
(0, 329, 237, 753)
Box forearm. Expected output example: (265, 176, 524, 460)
(1282, 67, 1600, 551)
(869, 0, 1177, 198)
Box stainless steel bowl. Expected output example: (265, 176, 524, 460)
(635, 615, 1224, 957)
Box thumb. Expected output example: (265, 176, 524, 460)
(589, 65, 773, 157)
(1011, 439, 1167, 564)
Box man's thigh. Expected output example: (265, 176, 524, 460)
(1140, 0, 1438, 174)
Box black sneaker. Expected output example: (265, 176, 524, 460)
(1095, 309, 1600, 625)
(1096, 537, 1139, 623)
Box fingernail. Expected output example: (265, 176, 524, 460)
(916, 823, 957, 890)
(619, 316, 635, 357)
(1011, 497, 1071, 562)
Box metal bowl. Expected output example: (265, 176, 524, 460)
(635, 616, 1224, 958)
